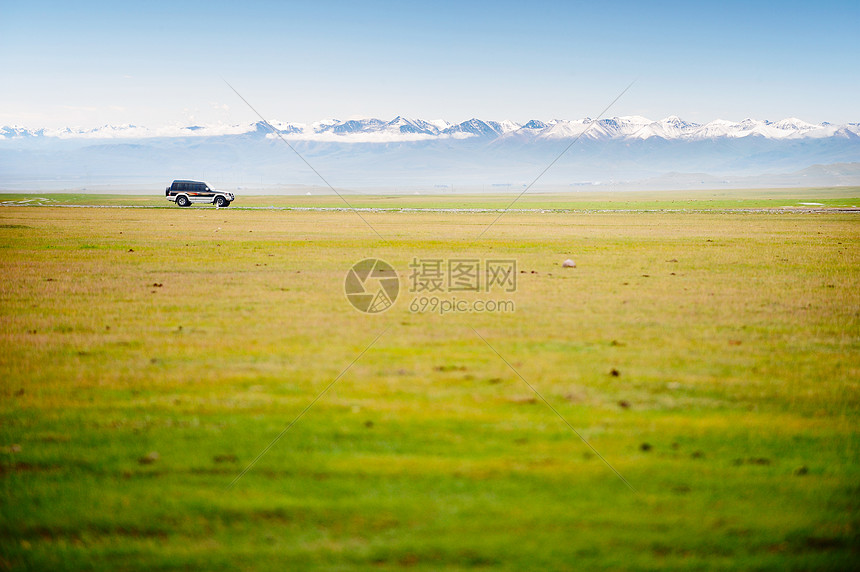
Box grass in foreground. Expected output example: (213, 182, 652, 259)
(0, 205, 858, 570)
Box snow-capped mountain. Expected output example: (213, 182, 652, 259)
(1, 116, 858, 191)
(3, 116, 858, 142)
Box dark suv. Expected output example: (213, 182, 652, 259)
(166, 180, 234, 207)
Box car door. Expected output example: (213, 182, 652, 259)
(188, 182, 206, 203)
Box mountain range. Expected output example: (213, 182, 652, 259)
(1, 116, 859, 191)
(3, 116, 860, 143)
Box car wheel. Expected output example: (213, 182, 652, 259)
(215, 196, 227, 208)
(176, 196, 190, 207)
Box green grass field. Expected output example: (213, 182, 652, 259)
(2, 187, 859, 210)
(1, 192, 858, 570)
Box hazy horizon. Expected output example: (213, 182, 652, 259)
(2, 1, 859, 130)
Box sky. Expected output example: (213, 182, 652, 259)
(1, 0, 858, 129)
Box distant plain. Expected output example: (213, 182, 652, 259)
(1, 187, 859, 211)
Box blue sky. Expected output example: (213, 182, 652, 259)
(1, 0, 858, 128)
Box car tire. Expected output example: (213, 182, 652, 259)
(176, 195, 190, 207)
(215, 196, 227, 208)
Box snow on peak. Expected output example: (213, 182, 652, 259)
(772, 117, 818, 130)
(521, 119, 548, 130)
(1, 116, 852, 143)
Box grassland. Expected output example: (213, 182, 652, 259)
(1, 194, 858, 570)
(1, 186, 859, 211)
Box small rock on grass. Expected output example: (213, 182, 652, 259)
(562, 259, 576, 268)
(138, 451, 159, 465)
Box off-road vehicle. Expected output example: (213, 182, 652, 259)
(166, 180, 234, 207)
